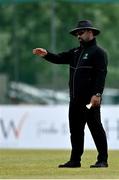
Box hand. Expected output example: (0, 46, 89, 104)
(33, 48, 48, 57)
(90, 95, 101, 107)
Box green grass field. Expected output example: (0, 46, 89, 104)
(0, 149, 119, 179)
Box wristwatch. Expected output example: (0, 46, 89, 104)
(95, 93, 101, 97)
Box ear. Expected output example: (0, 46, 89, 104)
(89, 30, 94, 36)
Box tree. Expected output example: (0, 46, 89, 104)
(0, 1, 119, 90)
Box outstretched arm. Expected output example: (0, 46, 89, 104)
(33, 47, 73, 64)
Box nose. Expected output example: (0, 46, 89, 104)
(77, 35, 80, 38)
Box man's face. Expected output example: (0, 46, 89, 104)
(76, 29, 92, 43)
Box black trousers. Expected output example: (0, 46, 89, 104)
(69, 100, 108, 163)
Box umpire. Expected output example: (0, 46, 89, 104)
(33, 20, 108, 168)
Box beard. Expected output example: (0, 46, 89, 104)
(78, 37, 85, 44)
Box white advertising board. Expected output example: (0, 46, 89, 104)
(0, 105, 119, 149)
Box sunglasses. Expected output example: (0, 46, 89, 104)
(77, 30, 86, 36)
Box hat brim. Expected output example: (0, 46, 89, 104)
(70, 27, 100, 36)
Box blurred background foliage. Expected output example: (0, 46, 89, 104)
(0, 0, 119, 92)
